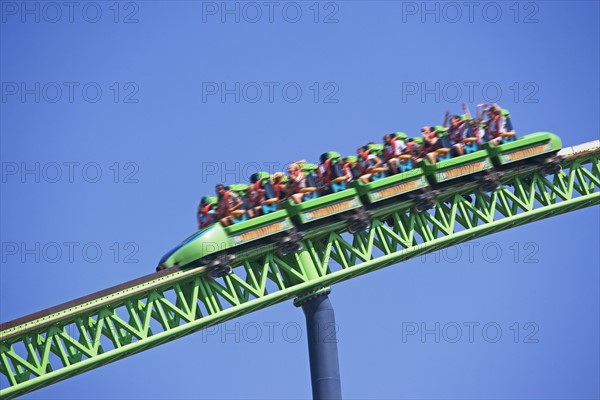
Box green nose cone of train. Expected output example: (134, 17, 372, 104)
(158, 223, 233, 269)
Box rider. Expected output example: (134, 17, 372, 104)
(285, 162, 307, 204)
(356, 145, 382, 184)
(342, 156, 358, 182)
(316, 153, 334, 189)
(196, 196, 216, 229)
(214, 183, 244, 227)
(416, 126, 441, 163)
(484, 103, 507, 145)
(443, 103, 474, 156)
(383, 133, 407, 174)
(245, 184, 264, 218)
(403, 137, 422, 158)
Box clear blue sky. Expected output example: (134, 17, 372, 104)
(1, 1, 599, 399)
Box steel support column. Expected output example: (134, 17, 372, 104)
(302, 293, 342, 400)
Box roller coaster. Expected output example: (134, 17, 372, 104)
(1, 128, 599, 399)
(159, 130, 564, 279)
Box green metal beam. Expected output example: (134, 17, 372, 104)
(1, 147, 599, 399)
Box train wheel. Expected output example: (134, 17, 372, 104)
(478, 181, 499, 193)
(348, 221, 368, 234)
(414, 201, 434, 213)
(208, 265, 233, 279)
(344, 209, 372, 234)
(541, 163, 561, 176)
(207, 255, 234, 279)
(276, 229, 302, 257)
(278, 242, 301, 257)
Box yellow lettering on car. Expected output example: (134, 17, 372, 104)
(372, 179, 423, 201)
(502, 143, 552, 163)
(442, 161, 487, 179)
(233, 221, 289, 244)
(304, 200, 358, 221)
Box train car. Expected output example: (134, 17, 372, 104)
(157, 163, 369, 275)
(353, 167, 428, 214)
(419, 125, 495, 188)
(485, 131, 562, 174)
(282, 187, 366, 233)
(158, 209, 296, 276)
(420, 151, 494, 184)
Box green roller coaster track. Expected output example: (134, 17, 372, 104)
(1, 143, 599, 399)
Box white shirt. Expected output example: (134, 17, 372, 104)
(384, 140, 406, 159)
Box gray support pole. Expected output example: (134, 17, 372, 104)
(301, 293, 342, 400)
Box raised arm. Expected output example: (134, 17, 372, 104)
(476, 104, 485, 123)
(462, 102, 472, 121)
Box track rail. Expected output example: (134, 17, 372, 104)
(1, 143, 599, 399)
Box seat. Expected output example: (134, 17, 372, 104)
(303, 175, 319, 201)
(398, 155, 415, 172)
(438, 135, 453, 149)
(231, 209, 248, 224)
(369, 167, 387, 181)
(198, 214, 212, 228)
(306, 174, 318, 187)
(501, 131, 516, 143)
(260, 197, 280, 214)
(327, 176, 346, 193)
(323, 160, 349, 193)
(462, 137, 479, 154)
(435, 147, 452, 161)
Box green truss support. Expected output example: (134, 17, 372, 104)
(1, 148, 599, 399)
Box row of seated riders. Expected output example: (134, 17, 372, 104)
(198, 103, 515, 228)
